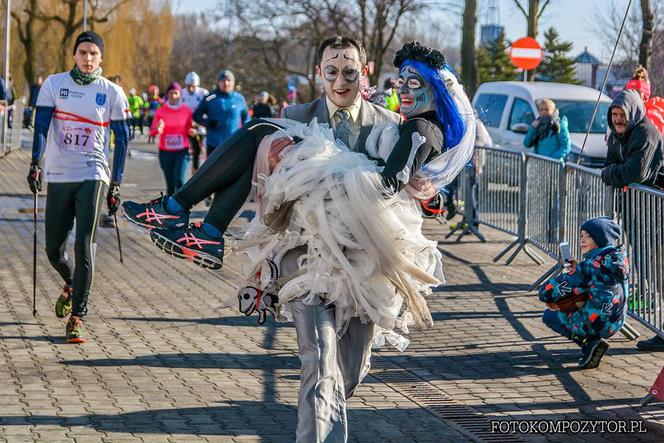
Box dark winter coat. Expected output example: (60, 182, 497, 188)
(538, 246, 629, 339)
(601, 90, 664, 188)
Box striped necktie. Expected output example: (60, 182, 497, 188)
(334, 108, 351, 148)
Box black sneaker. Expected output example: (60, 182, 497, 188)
(99, 214, 115, 228)
(636, 335, 664, 352)
(150, 223, 224, 270)
(578, 338, 609, 369)
(445, 201, 457, 220)
(121, 195, 189, 231)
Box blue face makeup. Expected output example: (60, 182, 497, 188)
(397, 66, 435, 117)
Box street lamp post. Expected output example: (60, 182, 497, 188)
(3, 0, 11, 151)
(83, 0, 88, 31)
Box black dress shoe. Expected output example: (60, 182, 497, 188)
(637, 335, 664, 351)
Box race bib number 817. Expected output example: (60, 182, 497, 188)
(59, 126, 95, 152)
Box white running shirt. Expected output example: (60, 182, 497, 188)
(181, 86, 209, 113)
(37, 72, 130, 184)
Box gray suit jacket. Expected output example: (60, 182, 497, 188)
(283, 97, 403, 155)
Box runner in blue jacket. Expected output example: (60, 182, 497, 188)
(193, 70, 248, 155)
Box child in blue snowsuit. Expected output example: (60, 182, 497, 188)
(539, 217, 629, 369)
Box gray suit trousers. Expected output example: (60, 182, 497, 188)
(281, 248, 375, 443)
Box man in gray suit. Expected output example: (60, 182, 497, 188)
(122, 35, 401, 442)
(280, 39, 400, 155)
(277, 36, 402, 442)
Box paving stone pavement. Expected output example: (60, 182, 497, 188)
(1, 135, 663, 443)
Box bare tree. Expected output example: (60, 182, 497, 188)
(356, 0, 428, 83)
(231, 0, 338, 101)
(34, 0, 127, 71)
(650, 29, 664, 95)
(512, 0, 553, 79)
(595, 0, 664, 94)
(169, 14, 221, 88)
(11, 0, 40, 88)
(595, 0, 643, 64)
(224, 0, 429, 100)
(640, 0, 654, 68)
(512, 0, 552, 38)
(395, 13, 459, 67)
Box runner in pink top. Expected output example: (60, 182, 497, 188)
(150, 82, 195, 195)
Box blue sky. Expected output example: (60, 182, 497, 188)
(173, 0, 624, 62)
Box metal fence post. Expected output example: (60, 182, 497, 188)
(529, 160, 568, 290)
(493, 152, 543, 265)
(447, 156, 486, 242)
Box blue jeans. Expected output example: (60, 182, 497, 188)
(159, 149, 189, 196)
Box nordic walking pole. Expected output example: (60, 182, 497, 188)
(32, 190, 38, 317)
(113, 212, 124, 263)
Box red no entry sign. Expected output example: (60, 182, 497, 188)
(510, 37, 543, 70)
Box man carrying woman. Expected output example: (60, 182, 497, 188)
(123, 38, 475, 442)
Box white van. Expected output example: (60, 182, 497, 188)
(472, 81, 612, 167)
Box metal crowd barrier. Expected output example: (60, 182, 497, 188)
(562, 163, 616, 255)
(524, 153, 564, 258)
(453, 146, 664, 338)
(0, 97, 26, 157)
(475, 146, 523, 237)
(615, 184, 664, 334)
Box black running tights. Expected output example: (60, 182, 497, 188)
(173, 118, 285, 231)
(45, 180, 105, 317)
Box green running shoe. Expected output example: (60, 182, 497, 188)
(55, 285, 73, 318)
(66, 315, 86, 344)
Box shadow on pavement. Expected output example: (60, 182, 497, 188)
(62, 352, 300, 370)
(0, 401, 443, 441)
(431, 310, 542, 321)
(0, 322, 38, 327)
(0, 335, 61, 343)
(113, 315, 291, 328)
(434, 282, 532, 294)
(384, 347, 644, 379)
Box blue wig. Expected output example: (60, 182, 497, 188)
(398, 60, 465, 150)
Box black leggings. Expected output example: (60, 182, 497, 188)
(189, 135, 202, 171)
(132, 116, 143, 135)
(173, 118, 284, 231)
(45, 180, 106, 317)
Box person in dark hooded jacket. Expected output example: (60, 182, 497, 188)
(539, 217, 629, 369)
(602, 90, 664, 352)
(601, 89, 664, 188)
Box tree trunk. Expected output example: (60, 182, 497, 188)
(527, 0, 538, 39)
(526, 0, 539, 80)
(513, 0, 551, 80)
(12, 0, 39, 89)
(461, 0, 479, 96)
(59, 1, 79, 72)
(23, 14, 35, 90)
(639, 0, 654, 69)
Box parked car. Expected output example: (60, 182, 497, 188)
(472, 81, 611, 167)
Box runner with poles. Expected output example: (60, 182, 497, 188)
(26, 31, 130, 343)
